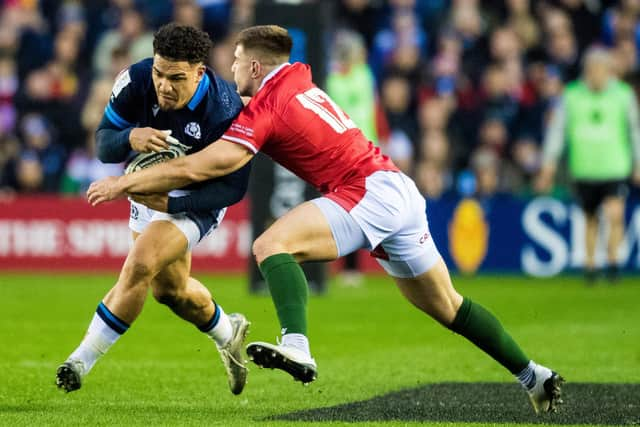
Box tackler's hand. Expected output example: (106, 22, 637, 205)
(87, 176, 126, 206)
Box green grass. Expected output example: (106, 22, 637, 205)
(0, 273, 638, 426)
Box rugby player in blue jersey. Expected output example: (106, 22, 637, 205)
(56, 24, 251, 395)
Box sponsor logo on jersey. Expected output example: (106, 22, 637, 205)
(130, 204, 139, 220)
(185, 122, 201, 139)
(111, 69, 131, 98)
(229, 122, 254, 138)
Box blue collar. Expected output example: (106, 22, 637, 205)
(187, 73, 210, 110)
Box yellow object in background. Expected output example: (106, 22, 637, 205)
(449, 198, 489, 274)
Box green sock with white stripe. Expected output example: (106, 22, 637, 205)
(259, 253, 308, 336)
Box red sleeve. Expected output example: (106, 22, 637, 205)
(220, 99, 272, 153)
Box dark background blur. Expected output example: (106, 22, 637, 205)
(0, 0, 638, 201)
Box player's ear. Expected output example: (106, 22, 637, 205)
(250, 60, 261, 78)
(196, 64, 206, 81)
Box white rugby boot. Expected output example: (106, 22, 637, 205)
(55, 359, 87, 392)
(525, 364, 565, 414)
(246, 341, 317, 384)
(216, 313, 251, 395)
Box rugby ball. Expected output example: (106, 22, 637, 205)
(124, 136, 189, 174)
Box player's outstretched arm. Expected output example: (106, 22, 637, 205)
(87, 139, 254, 206)
(130, 162, 252, 213)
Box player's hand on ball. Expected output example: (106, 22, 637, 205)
(87, 176, 125, 206)
(129, 193, 169, 212)
(129, 127, 171, 153)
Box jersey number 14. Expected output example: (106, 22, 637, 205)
(295, 88, 356, 134)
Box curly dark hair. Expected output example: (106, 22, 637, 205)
(153, 23, 213, 64)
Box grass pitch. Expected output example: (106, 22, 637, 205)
(0, 272, 638, 426)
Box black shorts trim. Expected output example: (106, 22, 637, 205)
(573, 180, 628, 215)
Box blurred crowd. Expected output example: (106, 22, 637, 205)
(0, 0, 638, 200)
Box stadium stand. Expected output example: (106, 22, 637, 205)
(0, 0, 637, 201)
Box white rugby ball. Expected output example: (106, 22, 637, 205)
(124, 136, 189, 174)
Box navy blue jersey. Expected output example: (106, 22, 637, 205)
(96, 58, 249, 221)
(105, 57, 243, 157)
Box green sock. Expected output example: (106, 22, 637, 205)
(259, 253, 308, 335)
(451, 298, 529, 374)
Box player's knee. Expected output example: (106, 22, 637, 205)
(252, 235, 287, 265)
(121, 257, 155, 284)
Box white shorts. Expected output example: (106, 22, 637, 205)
(312, 171, 440, 278)
(128, 201, 226, 251)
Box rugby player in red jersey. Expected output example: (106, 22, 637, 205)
(88, 25, 563, 413)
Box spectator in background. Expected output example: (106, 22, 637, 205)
(327, 30, 380, 146)
(173, 0, 203, 29)
(471, 146, 501, 198)
(414, 97, 453, 198)
(479, 63, 520, 145)
(18, 22, 87, 150)
(0, 55, 18, 133)
(335, 0, 384, 48)
(15, 113, 66, 193)
(542, 7, 580, 81)
(415, 130, 450, 199)
(1, 0, 639, 206)
(489, 26, 522, 63)
(370, 6, 427, 82)
(552, 0, 601, 51)
(326, 29, 382, 286)
(107, 43, 133, 79)
(210, 32, 237, 83)
(228, 0, 256, 35)
(601, 1, 640, 50)
(536, 47, 640, 283)
(199, 0, 232, 40)
(430, 30, 462, 84)
(415, 158, 445, 199)
(93, 5, 153, 77)
(451, 2, 487, 83)
(612, 37, 640, 81)
(505, 0, 540, 51)
(511, 135, 541, 189)
(380, 71, 418, 173)
(52, 1, 89, 68)
(478, 115, 509, 157)
(3, 2, 51, 79)
(0, 134, 20, 194)
(61, 58, 125, 194)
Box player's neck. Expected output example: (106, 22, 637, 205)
(256, 62, 288, 94)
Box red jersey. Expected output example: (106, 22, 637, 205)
(221, 62, 399, 211)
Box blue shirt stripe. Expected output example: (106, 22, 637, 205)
(187, 73, 210, 111)
(105, 104, 134, 129)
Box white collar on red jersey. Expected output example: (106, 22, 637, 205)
(258, 62, 290, 92)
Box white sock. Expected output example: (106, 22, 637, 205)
(68, 308, 126, 375)
(516, 360, 537, 390)
(203, 305, 233, 347)
(281, 333, 311, 357)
